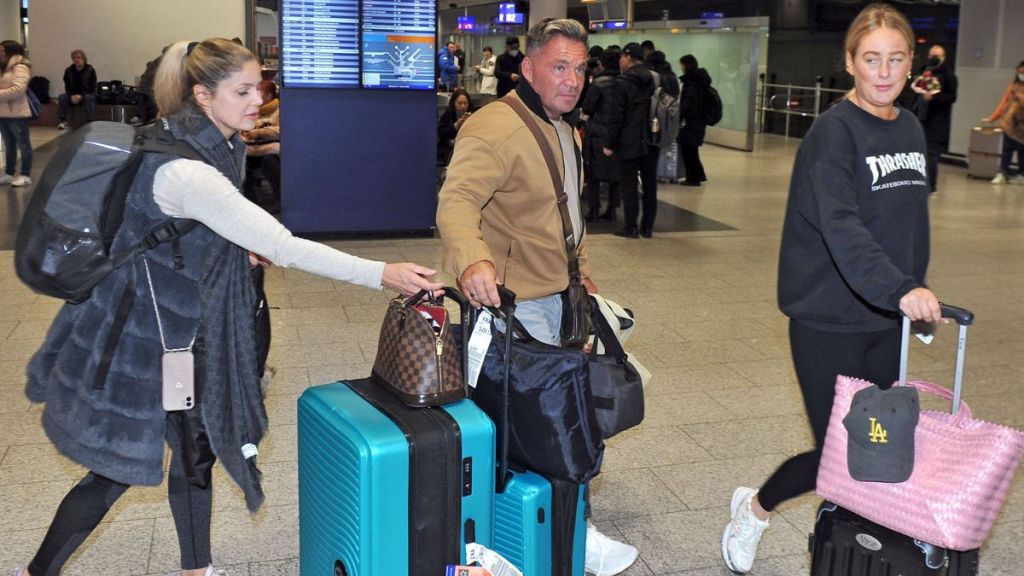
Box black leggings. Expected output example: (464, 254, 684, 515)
(27, 416, 215, 575)
(758, 320, 900, 511)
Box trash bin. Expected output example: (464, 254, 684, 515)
(968, 126, 1002, 179)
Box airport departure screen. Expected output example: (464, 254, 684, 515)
(281, 0, 360, 88)
(361, 0, 435, 90)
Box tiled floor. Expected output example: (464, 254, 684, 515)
(2, 134, 1023, 575)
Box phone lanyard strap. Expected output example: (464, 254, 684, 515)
(143, 257, 197, 354)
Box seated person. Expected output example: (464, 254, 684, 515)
(437, 88, 474, 166)
(57, 49, 97, 129)
(243, 80, 281, 213)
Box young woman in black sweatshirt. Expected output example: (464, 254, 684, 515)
(721, 4, 944, 573)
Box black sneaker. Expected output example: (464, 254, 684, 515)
(614, 227, 639, 239)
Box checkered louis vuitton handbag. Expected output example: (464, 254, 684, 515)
(371, 289, 466, 407)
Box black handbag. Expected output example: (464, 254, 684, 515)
(588, 307, 645, 439)
(471, 292, 605, 484)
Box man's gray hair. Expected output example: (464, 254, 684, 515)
(525, 18, 588, 55)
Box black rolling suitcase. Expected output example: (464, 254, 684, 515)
(810, 502, 979, 576)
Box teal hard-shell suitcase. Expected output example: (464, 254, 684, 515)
(494, 469, 587, 576)
(297, 378, 495, 576)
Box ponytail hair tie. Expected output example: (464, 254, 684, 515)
(186, 41, 199, 56)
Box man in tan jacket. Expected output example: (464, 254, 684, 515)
(436, 18, 639, 576)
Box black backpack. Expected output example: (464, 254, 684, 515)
(15, 119, 203, 304)
(703, 85, 723, 127)
(29, 76, 51, 104)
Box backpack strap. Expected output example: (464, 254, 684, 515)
(114, 119, 206, 271)
(93, 122, 204, 390)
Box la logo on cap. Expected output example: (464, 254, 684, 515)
(868, 417, 888, 443)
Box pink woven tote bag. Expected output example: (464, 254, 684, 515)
(817, 375, 1024, 551)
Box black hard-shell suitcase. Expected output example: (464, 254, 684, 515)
(810, 307, 981, 576)
(809, 502, 980, 576)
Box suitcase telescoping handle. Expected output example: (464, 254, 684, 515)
(491, 285, 517, 493)
(898, 303, 974, 414)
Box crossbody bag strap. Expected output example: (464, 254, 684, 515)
(500, 96, 583, 281)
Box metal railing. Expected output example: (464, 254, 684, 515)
(756, 79, 848, 137)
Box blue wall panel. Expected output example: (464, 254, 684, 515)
(280, 89, 437, 234)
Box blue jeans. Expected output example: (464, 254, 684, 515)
(0, 117, 32, 176)
(58, 92, 97, 122)
(1000, 133, 1024, 177)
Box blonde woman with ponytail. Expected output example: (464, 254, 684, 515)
(15, 38, 441, 576)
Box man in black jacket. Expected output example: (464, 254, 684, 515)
(581, 49, 623, 220)
(57, 49, 97, 129)
(609, 43, 655, 238)
(913, 45, 958, 192)
(494, 36, 525, 97)
(678, 54, 712, 186)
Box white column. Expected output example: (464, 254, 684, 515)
(0, 0, 21, 45)
(528, 0, 568, 27)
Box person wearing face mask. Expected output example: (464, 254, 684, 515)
(12, 38, 442, 576)
(911, 44, 958, 192)
(984, 60, 1024, 185)
(494, 36, 524, 97)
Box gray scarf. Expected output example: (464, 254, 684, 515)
(170, 105, 269, 512)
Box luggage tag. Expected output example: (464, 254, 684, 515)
(465, 310, 493, 389)
(162, 350, 195, 411)
(465, 543, 522, 576)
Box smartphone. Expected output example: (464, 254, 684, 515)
(162, 351, 195, 411)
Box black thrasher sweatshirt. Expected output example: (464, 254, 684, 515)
(778, 99, 931, 332)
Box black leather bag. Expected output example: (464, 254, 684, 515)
(471, 300, 604, 484)
(559, 276, 592, 349)
(587, 308, 644, 439)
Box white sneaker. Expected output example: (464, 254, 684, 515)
(1009, 175, 1024, 185)
(991, 173, 1007, 184)
(172, 566, 226, 576)
(11, 175, 32, 187)
(585, 521, 639, 576)
(0, 174, 12, 185)
(722, 487, 770, 574)
(57, 121, 68, 130)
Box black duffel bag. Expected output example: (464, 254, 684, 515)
(471, 298, 605, 484)
(587, 306, 645, 439)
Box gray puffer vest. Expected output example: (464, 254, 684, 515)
(26, 106, 268, 509)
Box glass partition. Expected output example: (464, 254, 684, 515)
(587, 27, 763, 150)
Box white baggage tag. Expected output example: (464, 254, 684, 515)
(465, 543, 523, 576)
(915, 332, 934, 345)
(465, 310, 493, 389)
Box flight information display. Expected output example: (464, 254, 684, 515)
(361, 0, 435, 90)
(282, 0, 361, 88)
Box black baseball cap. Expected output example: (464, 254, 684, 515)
(843, 384, 920, 483)
(621, 42, 644, 61)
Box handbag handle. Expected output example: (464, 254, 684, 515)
(589, 300, 628, 362)
(902, 380, 974, 420)
(438, 286, 476, 396)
